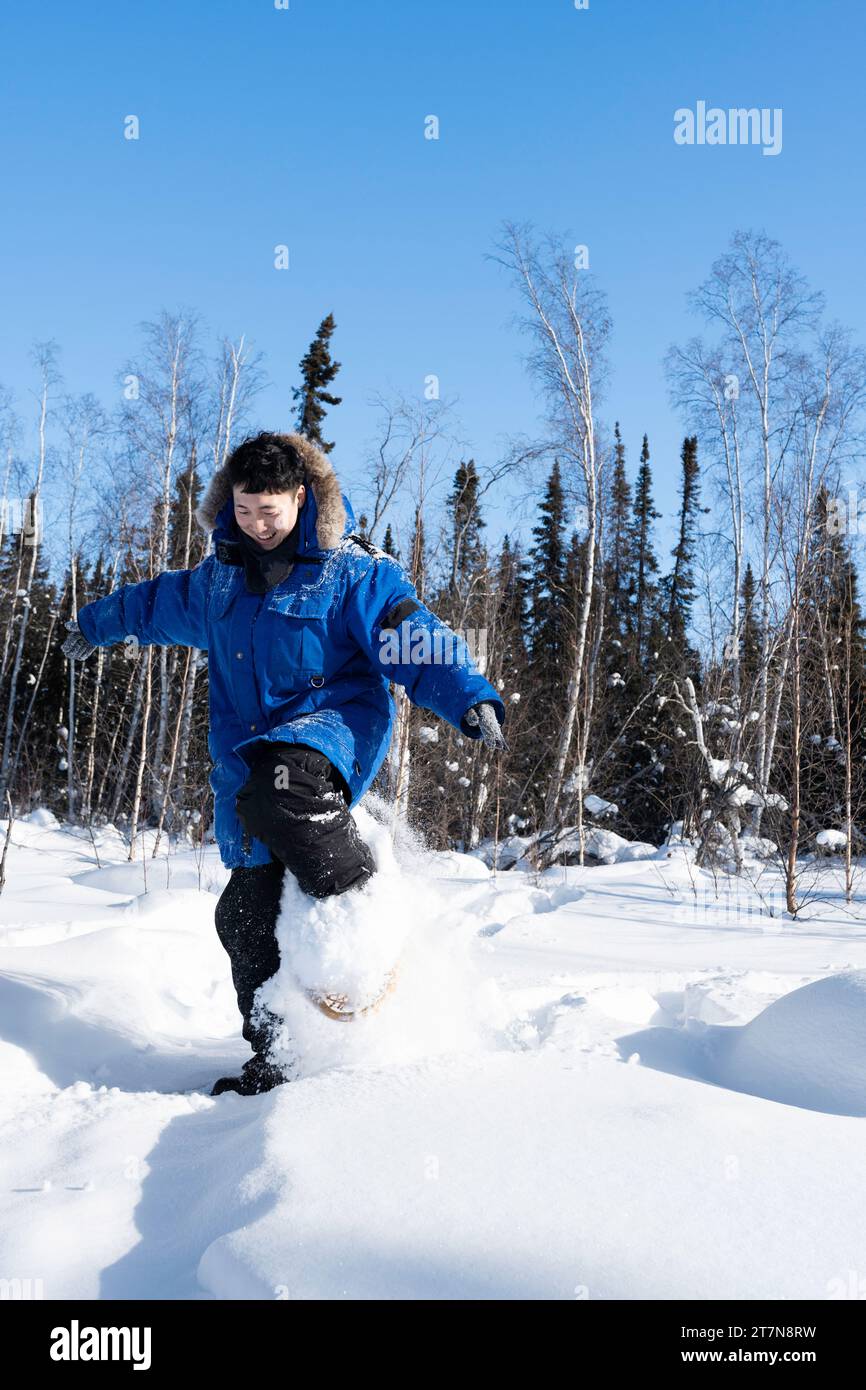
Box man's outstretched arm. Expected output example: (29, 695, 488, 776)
(67, 559, 214, 656)
(342, 547, 506, 744)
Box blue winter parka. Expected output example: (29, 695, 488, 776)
(75, 433, 505, 869)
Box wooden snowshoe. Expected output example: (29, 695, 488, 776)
(303, 966, 399, 1021)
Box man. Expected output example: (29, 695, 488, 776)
(63, 432, 506, 1096)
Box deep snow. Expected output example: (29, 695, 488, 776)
(2, 804, 866, 1300)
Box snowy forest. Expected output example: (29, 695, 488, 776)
(2, 224, 865, 915)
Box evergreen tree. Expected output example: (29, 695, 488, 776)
(740, 563, 760, 690)
(292, 313, 342, 451)
(495, 534, 531, 678)
(447, 458, 486, 594)
(647, 437, 707, 845)
(593, 428, 642, 832)
(663, 435, 702, 655)
(528, 460, 568, 670)
(564, 527, 585, 634)
(792, 486, 866, 838)
(604, 422, 636, 647)
(631, 434, 661, 664)
(524, 460, 569, 825)
(591, 431, 692, 847)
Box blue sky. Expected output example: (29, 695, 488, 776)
(1, 0, 864, 565)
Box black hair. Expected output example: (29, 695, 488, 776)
(226, 432, 306, 495)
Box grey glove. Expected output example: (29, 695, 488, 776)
(62, 616, 97, 661)
(463, 701, 508, 752)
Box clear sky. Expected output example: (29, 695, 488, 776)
(1, 0, 864, 564)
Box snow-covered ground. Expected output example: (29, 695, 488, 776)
(2, 804, 866, 1301)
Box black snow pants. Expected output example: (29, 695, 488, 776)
(213, 741, 377, 1058)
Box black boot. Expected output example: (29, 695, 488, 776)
(210, 997, 298, 1097)
(210, 1051, 292, 1097)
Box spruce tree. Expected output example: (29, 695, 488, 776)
(528, 460, 568, 672)
(447, 458, 486, 594)
(524, 460, 569, 826)
(631, 434, 661, 664)
(292, 313, 342, 451)
(663, 435, 702, 658)
(605, 423, 635, 639)
(649, 437, 706, 846)
(495, 535, 531, 682)
(594, 428, 641, 830)
(740, 563, 760, 691)
(793, 485, 866, 839)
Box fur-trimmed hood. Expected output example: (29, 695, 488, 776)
(195, 432, 350, 552)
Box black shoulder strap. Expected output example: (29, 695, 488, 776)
(347, 532, 379, 557)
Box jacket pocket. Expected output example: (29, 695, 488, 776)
(266, 598, 335, 693)
(208, 568, 244, 622)
(268, 583, 334, 620)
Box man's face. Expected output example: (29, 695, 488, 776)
(233, 483, 306, 549)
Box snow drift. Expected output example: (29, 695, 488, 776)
(2, 808, 866, 1299)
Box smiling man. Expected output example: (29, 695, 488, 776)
(63, 431, 506, 1096)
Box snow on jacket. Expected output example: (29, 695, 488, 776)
(75, 433, 506, 869)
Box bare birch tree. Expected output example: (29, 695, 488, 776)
(488, 221, 610, 844)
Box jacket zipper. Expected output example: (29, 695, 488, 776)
(241, 594, 266, 861)
(249, 594, 265, 717)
